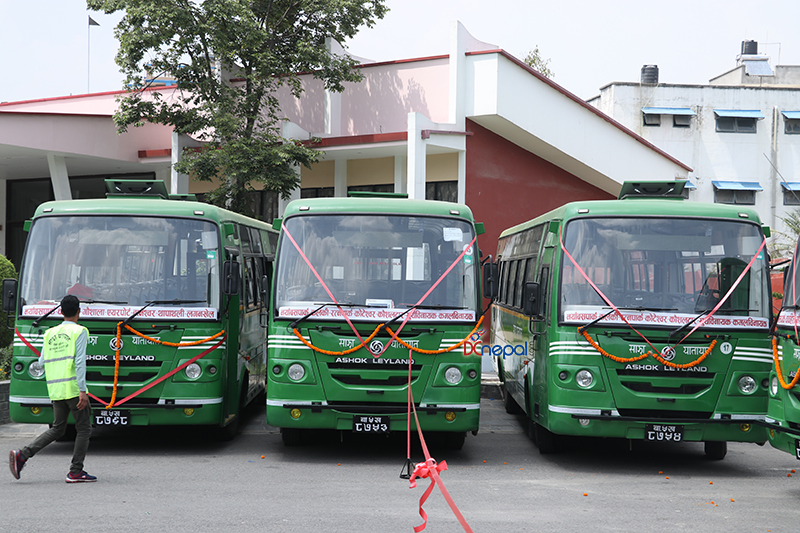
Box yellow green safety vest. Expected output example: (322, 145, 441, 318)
(42, 322, 87, 401)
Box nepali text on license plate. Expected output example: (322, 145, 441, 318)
(644, 424, 684, 442)
(94, 409, 131, 426)
(353, 415, 389, 434)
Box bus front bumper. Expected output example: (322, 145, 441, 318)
(266, 400, 480, 432)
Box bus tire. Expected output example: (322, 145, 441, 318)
(442, 431, 466, 450)
(503, 384, 521, 415)
(704, 441, 727, 460)
(281, 427, 304, 446)
(533, 422, 558, 454)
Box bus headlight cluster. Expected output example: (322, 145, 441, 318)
(28, 361, 44, 379)
(288, 363, 305, 381)
(771, 376, 779, 396)
(185, 363, 202, 380)
(737, 375, 757, 395)
(444, 367, 462, 385)
(576, 370, 594, 388)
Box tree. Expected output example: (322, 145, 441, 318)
(87, 0, 389, 216)
(523, 45, 554, 79)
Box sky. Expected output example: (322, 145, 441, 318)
(2, 0, 800, 104)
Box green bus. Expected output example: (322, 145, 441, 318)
(266, 193, 485, 448)
(487, 181, 772, 459)
(3, 180, 276, 439)
(767, 238, 800, 458)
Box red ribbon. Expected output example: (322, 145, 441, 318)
(406, 351, 473, 533)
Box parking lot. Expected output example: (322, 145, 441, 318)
(2, 383, 799, 533)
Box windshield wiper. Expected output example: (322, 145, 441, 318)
(383, 304, 468, 328)
(577, 307, 676, 335)
(669, 307, 755, 340)
(398, 304, 467, 310)
(288, 302, 372, 330)
(121, 299, 207, 328)
(32, 302, 62, 328)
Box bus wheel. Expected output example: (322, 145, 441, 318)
(503, 385, 521, 415)
(704, 441, 727, 460)
(281, 427, 304, 446)
(533, 423, 558, 454)
(442, 431, 466, 450)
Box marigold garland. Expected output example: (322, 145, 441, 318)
(293, 315, 484, 356)
(386, 315, 484, 355)
(105, 322, 226, 408)
(579, 328, 716, 369)
(772, 336, 800, 390)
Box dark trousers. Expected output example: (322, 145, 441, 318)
(21, 397, 92, 475)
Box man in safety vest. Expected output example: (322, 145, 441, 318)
(9, 295, 96, 483)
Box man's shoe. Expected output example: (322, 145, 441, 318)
(66, 470, 97, 483)
(9, 450, 26, 480)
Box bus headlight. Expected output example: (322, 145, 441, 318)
(576, 370, 594, 388)
(288, 363, 305, 381)
(185, 363, 202, 380)
(771, 376, 779, 396)
(444, 367, 462, 384)
(29, 361, 44, 379)
(737, 375, 756, 395)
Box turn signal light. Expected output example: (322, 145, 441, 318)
(30, 407, 42, 415)
(739, 423, 751, 432)
(290, 408, 302, 419)
(445, 411, 456, 422)
(184, 408, 195, 416)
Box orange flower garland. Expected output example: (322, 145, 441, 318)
(293, 315, 484, 356)
(772, 336, 800, 390)
(105, 322, 226, 408)
(579, 328, 716, 369)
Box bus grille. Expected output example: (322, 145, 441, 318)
(326, 363, 422, 387)
(326, 402, 414, 414)
(86, 371, 160, 383)
(615, 409, 713, 420)
(620, 381, 710, 395)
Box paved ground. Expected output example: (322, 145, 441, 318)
(3, 375, 800, 532)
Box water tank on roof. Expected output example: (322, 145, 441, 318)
(641, 65, 659, 85)
(741, 40, 758, 55)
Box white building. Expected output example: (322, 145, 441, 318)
(588, 41, 800, 249)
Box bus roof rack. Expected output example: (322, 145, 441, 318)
(105, 179, 170, 199)
(617, 180, 687, 200)
(347, 191, 409, 199)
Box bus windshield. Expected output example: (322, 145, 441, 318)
(276, 214, 478, 321)
(560, 217, 769, 327)
(20, 215, 221, 311)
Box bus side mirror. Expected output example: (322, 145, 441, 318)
(260, 275, 270, 295)
(482, 261, 498, 300)
(2, 278, 17, 314)
(523, 282, 541, 317)
(222, 260, 241, 296)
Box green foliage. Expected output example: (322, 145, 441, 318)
(0, 346, 10, 381)
(523, 45, 554, 79)
(87, 0, 389, 215)
(769, 208, 800, 260)
(0, 255, 15, 349)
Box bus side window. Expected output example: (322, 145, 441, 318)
(499, 261, 508, 304)
(539, 266, 550, 318)
(514, 259, 527, 309)
(508, 260, 519, 308)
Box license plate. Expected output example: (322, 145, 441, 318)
(644, 424, 684, 442)
(94, 409, 131, 426)
(353, 415, 389, 434)
(795, 439, 800, 460)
